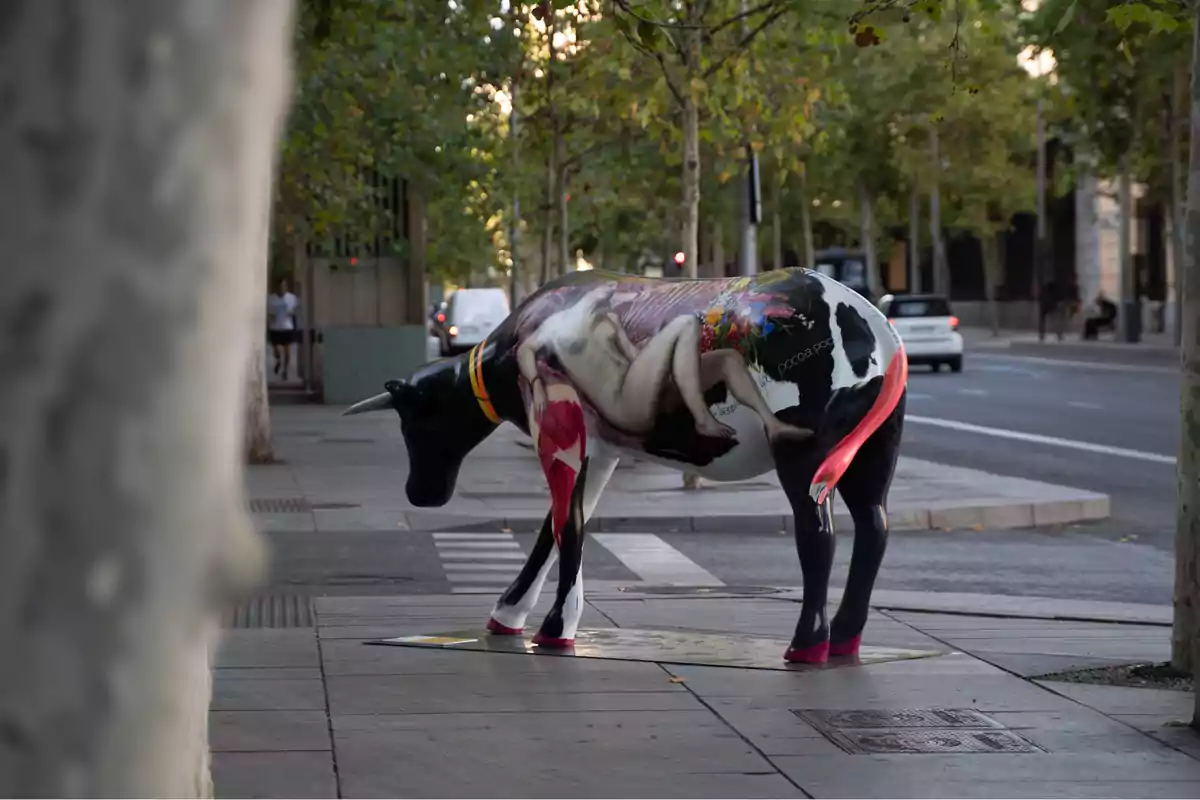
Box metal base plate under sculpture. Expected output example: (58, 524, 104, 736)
(368, 627, 947, 672)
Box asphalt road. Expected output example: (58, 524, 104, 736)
(901, 348, 1178, 546)
(258, 341, 1182, 607)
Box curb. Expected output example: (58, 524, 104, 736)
(423, 494, 1110, 534)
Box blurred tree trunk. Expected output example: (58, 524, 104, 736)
(0, 0, 291, 794)
(1176, 8, 1200, 726)
(772, 170, 784, 271)
(982, 230, 1003, 337)
(908, 184, 921, 293)
(799, 167, 815, 269)
(857, 179, 882, 297)
(929, 125, 949, 296)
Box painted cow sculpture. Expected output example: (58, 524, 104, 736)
(345, 268, 908, 663)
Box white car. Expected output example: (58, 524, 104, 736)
(441, 287, 511, 356)
(878, 293, 964, 373)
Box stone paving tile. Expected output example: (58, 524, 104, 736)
(331, 710, 802, 799)
(703, 674, 1081, 713)
(770, 752, 1200, 798)
(210, 710, 332, 752)
(967, 652, 1141, 678)
(211, 678, 327, 711)
(1036, 681, 1194, 717)
(327, 672, 702, 714)
(215, 630, 320, 669)
(212, 751, 337, 799)
(321, 639, 683, 678)
(212, 666, 324, 681)
(316, 614, 614, 641)
(987, 709, 1177, 754)
(948, 638, 1171, 662)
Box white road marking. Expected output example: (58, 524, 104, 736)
(906, 414, 1176, 465)
(591, 533, 723, 586)
(439, 551, 527, 560)
(906, 392, 933, 400)
(958, 388, 988, 396)
(1067, 400, 1104, 410)
(436, 531, 525, 589)
(974, 352, 1177, 376)
(433, 532, 517, 540)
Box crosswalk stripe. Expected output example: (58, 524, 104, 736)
(591, 533, 723, 586)
(445, 573, 519, 584)
(435, 541, 521, 550)
(439, 551, 526, 560)
(433, 532, 516, 540)
(443, 563, 520, 572)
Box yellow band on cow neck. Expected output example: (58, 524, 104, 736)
(468, 338, 501, 424)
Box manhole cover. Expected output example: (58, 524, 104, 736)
(222, 594, 315, 628)
(797, 709, 1005, 730)
(794, 708, 1043, 755)
(616, 585, 782, 596)
(823, 729, 1041, 755)
(249, 498, 311, 513)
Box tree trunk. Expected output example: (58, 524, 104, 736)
(799, 167, 816, 269)
(857, 179, 882, 297)
(405, 182, 429, 324)
(680, 91, 701, 280)
(709, 215, 725, 278)
(1173, 60, 1187, 349)
(558, 161, 571, 275)
(679, 11, 702, 281)
(1175, 8, 1200, 709)
(929, 125, 949, 296)
(909, 183, 921, 293)
(0, 1, 290, 795)
(982, 230, 1003, 337)
(1119, 164, 1134, 339)
(540, 12, 557, 285)
(772, 169, 785, 271)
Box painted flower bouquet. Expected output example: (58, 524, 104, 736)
(699, 290, 794, 361)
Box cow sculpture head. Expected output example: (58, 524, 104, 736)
(343, 357, 498, 507)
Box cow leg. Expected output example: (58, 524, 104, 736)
(489, 451, 618, 634)
(772, 441, 833, 664)
(829, 394, 905, 657)
(487, 511, 557, 634)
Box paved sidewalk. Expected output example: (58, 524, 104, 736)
(250, 406, 1109, 534)
(963, 326, 1179, 367)
(210, 589, 1199, 799)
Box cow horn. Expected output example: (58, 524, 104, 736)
(342, 392, 393, 416)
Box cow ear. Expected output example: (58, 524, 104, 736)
(385, 379, 417, 410)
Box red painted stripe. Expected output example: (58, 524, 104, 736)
(810, 347, 908, 505)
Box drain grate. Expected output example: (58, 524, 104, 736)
(223, 594, 315, 628)
(249, 498, 311, 513)
(794, 708, 1042, 755)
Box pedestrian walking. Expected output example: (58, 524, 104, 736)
(267, 277, 298, 380)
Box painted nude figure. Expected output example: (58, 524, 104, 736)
(520, 285, 812, 443)
(345, 268, 908, 664)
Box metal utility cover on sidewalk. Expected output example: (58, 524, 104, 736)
(369, 627, 945, 672)
(795, 708, 1043, 754)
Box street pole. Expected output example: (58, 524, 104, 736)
(509, 80, 521, 305)
(1035, 95, 1047, 341)
(738, 0, 759, 276)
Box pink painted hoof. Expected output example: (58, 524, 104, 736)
(531, 632, 575, 649)
(830, 635, 862, 658)
(486, 618, 523, 636)
(784, 640, 830, 664)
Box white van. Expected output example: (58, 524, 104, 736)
(441, 287, 511, 356)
